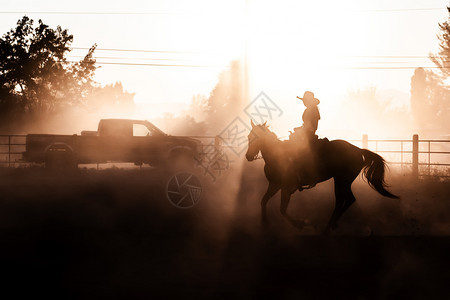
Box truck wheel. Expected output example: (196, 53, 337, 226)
(45, 146, 77, 171)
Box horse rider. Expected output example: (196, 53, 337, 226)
(291, 91, 321, 190)
(297, 91, 320, 140)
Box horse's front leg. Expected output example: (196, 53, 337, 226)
(280, 187, 307, 230)
(261, 181, 280, 225)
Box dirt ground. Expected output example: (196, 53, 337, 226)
(0, 164, 449, 299)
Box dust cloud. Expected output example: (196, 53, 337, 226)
(1, 58, 449, 297)
(0, 160, 449, 298)
(1, 9, 450, 298)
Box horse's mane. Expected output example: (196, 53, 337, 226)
(256, 124, 278, 140)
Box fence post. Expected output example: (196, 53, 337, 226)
(412, 134, 419, 179)
(8, 135, 11, 168)
(362, 134, 368, 149)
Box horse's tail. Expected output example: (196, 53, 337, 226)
(360, 149, 399, 199)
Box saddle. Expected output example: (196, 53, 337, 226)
(288, 127, 329, 153)
(288, 127, 329, 190)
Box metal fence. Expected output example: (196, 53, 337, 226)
(0, 135, 26, 167)
(351, 134, 450, 178)
(1, 134, 449, 177)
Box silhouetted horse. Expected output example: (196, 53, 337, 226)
(245, 121, 398, 234)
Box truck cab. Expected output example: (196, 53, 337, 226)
(95, 119, 166, 137)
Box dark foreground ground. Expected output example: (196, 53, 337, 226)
(0, 165, 449, 299)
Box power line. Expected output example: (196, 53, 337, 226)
(73, 47, 441, 58)
(69, 53, 447, 63)
(68, 55, 187, 61)
(355, 61, 436, 64)
(72, 47, 192, 54)
(69, 58, 448, 66)
(74, 58, 448, 65)
(339, 55, 433, 58)
(333, 66, 449, 70)
(344, 60, 450, 64)
(0, 8, 446, 15)
(0, 11, 197, 15)
(66, 49, 449, 69)
(356, 7, 445, 12)
(67, 61, 219, 68)
(66, 60, 448, 69)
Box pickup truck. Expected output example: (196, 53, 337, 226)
(23, 119, 203, 169)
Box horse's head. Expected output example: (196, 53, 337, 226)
(246, 120, 271, 161)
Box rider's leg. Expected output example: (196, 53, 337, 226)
(296, 158, 317, 190)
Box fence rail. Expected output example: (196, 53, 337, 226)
(1, 134, 449, 178)
(354, 134, 450, 178)
(0, 135, 26, 168)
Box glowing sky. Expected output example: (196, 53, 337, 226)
(0, 0, 448, 114)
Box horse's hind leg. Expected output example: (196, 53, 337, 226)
(324, 181, 356, 235)
(261, 181, 280, 225)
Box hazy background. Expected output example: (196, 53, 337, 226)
(0, 0, 449, 140)
(0, 3, 449, 297)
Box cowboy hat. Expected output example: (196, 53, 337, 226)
(297, 91, 320, 106)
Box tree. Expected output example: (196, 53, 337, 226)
(430, 6, 450, 80)
(0, 16, 97, 131)
(205, 60, 246, 133)
(410, 68, 427, 128)
(339, 88, 412, 138)
(154, 61, 245, 136)
(188, 93, 208, 122)
(85, 82, 135, 116)
(411, 6, 450, 135)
